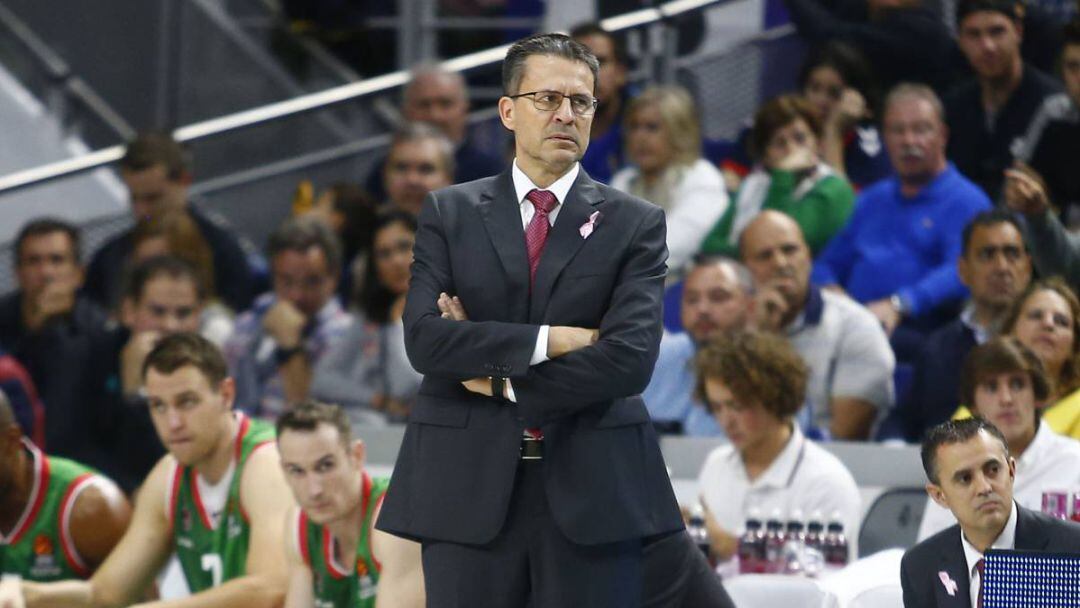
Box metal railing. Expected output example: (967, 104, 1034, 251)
(0, 0, 724, 198)
(0, 2, 134, 143)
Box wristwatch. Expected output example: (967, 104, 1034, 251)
(889, 294, 909, 316)
(274, 344, 304, 365)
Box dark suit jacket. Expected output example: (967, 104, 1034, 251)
(376, 167, 683, 547)
(900, 504, 1080, 607)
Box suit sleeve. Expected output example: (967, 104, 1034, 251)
(511, 205, 668, 424)
(899, 552, 919, 607)
(403, 192, 540, 380)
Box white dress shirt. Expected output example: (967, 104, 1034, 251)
(960, 500, 1018, 608)
(917, 422, 1080, 540)
(504, 159, 581, 401)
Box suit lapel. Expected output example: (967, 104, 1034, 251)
(1014, 505, 1049, 551)
(476, 171, 530, 319)
(934, 533, 972, 608)
(529, 171, 604, 323)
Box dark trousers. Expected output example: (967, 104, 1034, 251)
(421, 460, 643, 608)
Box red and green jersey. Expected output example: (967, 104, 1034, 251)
(296, 473, 390, 608)
(0, 440, 101, 581)
(167, 413, 275, 592)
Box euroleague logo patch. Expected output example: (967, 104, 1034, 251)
(29, 534, 62, 578)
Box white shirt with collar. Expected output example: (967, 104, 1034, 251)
(917, 422, 1080, 540)
(961, 500, 1018, 608)
(503, 159, 581, 400)
(696, 424, 862, 559)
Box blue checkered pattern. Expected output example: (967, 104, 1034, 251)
(983, 550, 1080, 607)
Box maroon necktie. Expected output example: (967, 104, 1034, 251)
(525, 189, 559, 290)
(522, 189, 558, 441)
(976, 558, 985, 608)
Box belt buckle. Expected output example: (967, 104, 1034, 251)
(520, 435, 543, 460)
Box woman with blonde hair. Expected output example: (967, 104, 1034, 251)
(611, 85, 729, 273)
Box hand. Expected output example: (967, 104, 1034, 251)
(461, 377, 494, 397)
(776, 145, 817, 172)
(1004, 162, 1051, 216)
(437, 292, 468, 321)
(867, 298, 902, 336)
(547, 326, 599, 358)
(121, 330, 162, 396)
(753, 284, 789, 331)
(23, 275, 78, 332)
(262, 300, 307, 348)
(829, 88, 868, 130)
(0, 578, 25, 608)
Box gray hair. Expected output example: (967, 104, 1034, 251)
(884, 82, 945, 124)
(502, 33, 600, 96)
(267, 216, 343, 275)
(688, 255, 756, 295)
(390, 122, 456, 177)
(403, 64, 468, 104)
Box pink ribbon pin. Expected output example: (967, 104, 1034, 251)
(580, 211, 601, 239)
(938, 571, 958, 596)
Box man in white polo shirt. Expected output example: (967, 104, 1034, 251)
(694, 329, 861, 563)
(739, 210, 894, 440)
(917, 337, 1080, 539)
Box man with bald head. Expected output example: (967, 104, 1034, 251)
(740, 210, 895, 440)
(642, 256, 755, 435)
(367, 66, 503, 199)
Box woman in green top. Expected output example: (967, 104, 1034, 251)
(702, 95, 855, 257)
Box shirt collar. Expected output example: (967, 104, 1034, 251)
(960, 499, 1019, 574)
(512, 158, 580, 206)
(743, 423, 805, 489)
(1016, 420, 1050, 469)
(786, 285, 825, 332)
(959, 303, 991, 344)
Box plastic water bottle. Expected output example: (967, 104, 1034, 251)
(805, 518, 825, 553)
(686, 504, 711, 563)
(738, 515, 765, 574)
(764, 509, 786, 573)
(785, 509, 806, 547)
(822, 514, 849, 570)
(1071, 492, 1080, 523)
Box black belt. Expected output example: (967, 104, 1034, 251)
(520, 435, 543, 460)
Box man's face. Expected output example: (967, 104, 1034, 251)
(384, 139, 453, 216)
(573, 33, 626, 112)
(704, 377, 782, 454)
(926, 430, 1015, 538)
(958, 12, 1022, 81)
(279, 423, 364, 525)
(740, 214, 811, 311)
(125, 275, 202, 334)
(971, 371, 1038, 448)
(16, 232, 82, 297)
(680, 263, 751, 344)
(146, 366, 233, 467)
(272, 246, 337, 318)
(122, 165, 188, 220)
(499, 55, 595, 175)
(1063, 45, 1080, 108)
(403, 73, 469, 144)
(0, 423, 21, 499)
(959, 222, 1031, 311)
(883, 96, 948, 185)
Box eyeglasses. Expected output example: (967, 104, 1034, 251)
(508, 90, 598, 116)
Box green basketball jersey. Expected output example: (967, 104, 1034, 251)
(0, 440, 101, 581)
(296, 473, 390, 608)
(168, 414, 275, 592)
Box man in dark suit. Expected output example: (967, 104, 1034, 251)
(901, 417, 1080, 607)
(376, 33, 683, 606)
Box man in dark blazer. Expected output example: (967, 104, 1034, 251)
(901, 418, 1080, 607)
(375, 33, 683, 606)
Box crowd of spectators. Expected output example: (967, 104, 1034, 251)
(4, 4, 1080, 590)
